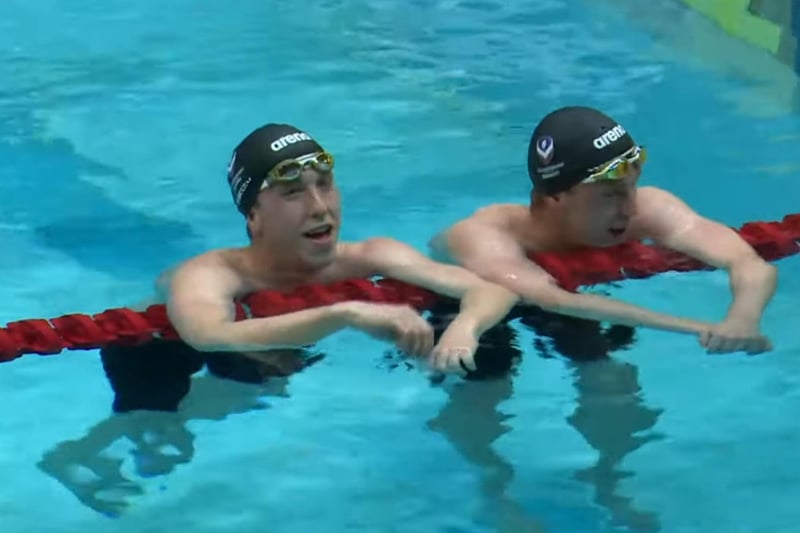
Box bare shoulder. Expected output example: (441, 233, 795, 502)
(636, 185, 685, 207)
(332, 238, 431, 281)
(168, 248, 247, 298)
(348, 237, 422, 264)
(452, 203, 522, 230)
(632, 186, 698, 239)
(431, 203, 525, 254)
(173, 248, 235, 275)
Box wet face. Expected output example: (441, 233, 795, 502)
(561, 166, 640, 247)
(248, 166, 341, 269)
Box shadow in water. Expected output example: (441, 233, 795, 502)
(37, 345, 322, 517)
(0, 128, 203, 281)
(424, 300, 664, 532)
(37, 300, 663, 529)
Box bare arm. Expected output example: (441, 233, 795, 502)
(443, 220, 712, 335)
(638, 187, 777, 327)
(166, 256, 354, 352)
(362, 238, 519, 336)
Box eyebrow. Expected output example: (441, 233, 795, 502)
(272, 180, 303, 192)
(595, 180, 633, 193)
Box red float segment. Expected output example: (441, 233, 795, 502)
(0, 215, 798, 363)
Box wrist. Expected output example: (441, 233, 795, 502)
(448, 314, 481, 337)
(723, 311, 760, 328)
(331, 301, 364, 327)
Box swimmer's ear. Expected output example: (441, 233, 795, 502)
(531, 189, 563, 205)
(246, 207, 260, 241)
(530, 189, 551, 206)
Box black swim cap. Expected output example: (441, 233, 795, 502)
(527, 106, 635, 195)
(226, 123, 325, 214)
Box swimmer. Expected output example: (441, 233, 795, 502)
(431, 106, 775, 355)
(102, 122, 518, 413)
(169, 123, 518, 372)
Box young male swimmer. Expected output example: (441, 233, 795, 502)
(432, 106, 776, 355)
(100, 123, 518, 412)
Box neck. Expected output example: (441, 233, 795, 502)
(529, 203, 582, 251)
(245, 242, 329, 287)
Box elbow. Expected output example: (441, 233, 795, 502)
(758, 262, 778, 292)
(761, 262, 778, 284)
(173, 325, 231, 353)
(167, 303, 235, 352)
(733, 256, 777, 287)
(180, 334, 221, 353)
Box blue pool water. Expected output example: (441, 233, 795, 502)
(2, 0, 800, 531)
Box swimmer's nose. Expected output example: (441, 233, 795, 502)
(306, 186, 328, 216)
(619, 202, 634, 218)
(619, 190, 637, 217)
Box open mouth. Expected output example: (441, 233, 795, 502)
(303, 224, 334, 240)
(608, 227, 627, 237)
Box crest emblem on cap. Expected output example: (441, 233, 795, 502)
(536, 136, 554, 165)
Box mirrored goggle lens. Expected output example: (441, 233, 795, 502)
(270, 152, 335, 181)
(586, 146, 646, 182)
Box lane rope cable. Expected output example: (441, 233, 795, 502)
(2, 214, 798, 362)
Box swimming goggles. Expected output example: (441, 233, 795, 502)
(262, 151, 335, 189)
(583, 145, 646, 184)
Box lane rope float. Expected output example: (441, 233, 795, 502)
(1, 214, 798, 363)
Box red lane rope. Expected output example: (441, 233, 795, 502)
(2, 214, 799, 363)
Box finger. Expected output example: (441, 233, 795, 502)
(433, 349, 449, 373)
(401, 327, 418, 357)
(447, 356, 466, 376)
(698, 334, 708, 349)
(460, 351, 477, 372)
(445, 349, 473, 376)
(749, 337, 772, 355)
(425, 349, 442, 374)
(743, 338, 761, 355)
(397, 327, 416, 356)
(399, 319, 418, 356)
(746, 344, 765, 356)
(731, 337, 747, 352)
(452, 358, 468, 377)
(440, 350, 461, 374)
(414, 332, 429, 358)
(401, 317, 428, 357)
(421, 325, 435, 356)
(731, 338, 749, 354)
(713, 337, 731, 354)
(406, 320, 428, 357)
(447, 350, 469, 377)
(709, 335, 734, 354)
(412, 323, 432, 358)
(705, 335, 722, 354)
